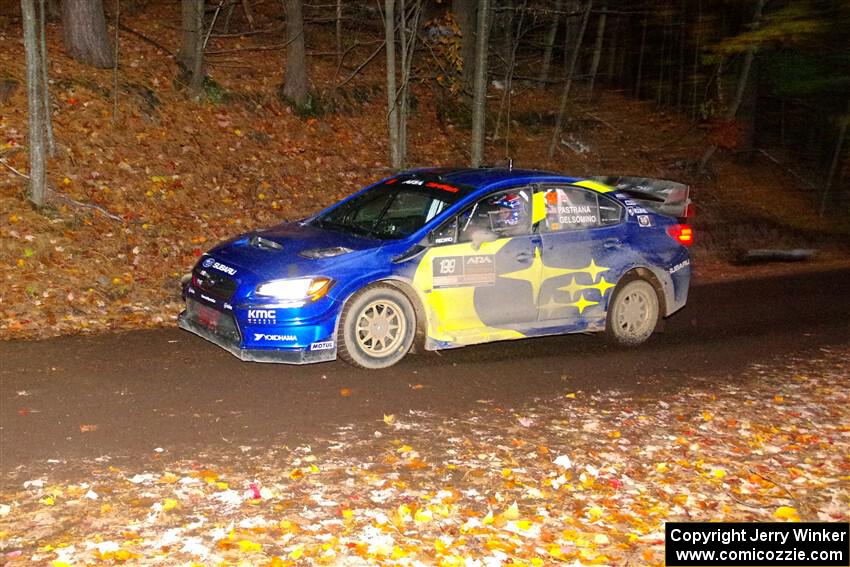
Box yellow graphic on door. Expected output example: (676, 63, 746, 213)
(412, 238, 524, 345)
(412, 239, 615, 345)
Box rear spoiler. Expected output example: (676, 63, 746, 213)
(591, 176, 691, 218)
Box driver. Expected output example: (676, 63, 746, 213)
(491, 191, 529, 235)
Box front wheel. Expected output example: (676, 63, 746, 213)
(605, 278, 660, 346)
(337, 285, 416, 369)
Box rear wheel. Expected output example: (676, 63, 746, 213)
(337, 285, 415, 369)
(605, 277, 660, 346)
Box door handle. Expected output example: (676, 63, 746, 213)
(603, 239, 622, 250)
(516, 251, 533, 262)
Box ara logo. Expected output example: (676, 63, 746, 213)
(248, 309, 275, 319)
(201, 257, 237, 275)
(466, 255, 493, 265)
(253, 333, 296, 342)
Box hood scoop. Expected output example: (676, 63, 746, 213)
(248, 235, 284, 251)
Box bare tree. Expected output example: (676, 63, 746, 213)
(38, 0, 54, 155)
(699, 0, 766, 171)
(62, 0, 113, 68)
(587, 2, 606, 97)
(538, 0, 562, 83)
(188, 0, 205, 97)
(397, 0, 422, 167)
(470, 0, 490, 167)
(820, 100, 850, 216)
(21, 0, 47, 207)
(548, 0, 592, 159)
(385, 0, 422, 169)
(493, 0, 527, 145)
(282, 0, 309, 106)
(453, 0, 476, 94)
(178, 0, 204, 76)
(385, 0, 401, 168)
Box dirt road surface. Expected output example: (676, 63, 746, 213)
(2, 268, 848, 469)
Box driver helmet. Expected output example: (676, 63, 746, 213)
(493, 192, 526, 226)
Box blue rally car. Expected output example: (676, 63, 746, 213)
(179, 168, 693, 369)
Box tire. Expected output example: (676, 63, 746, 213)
(337, 285, 416, 369)
(605, 277, 660, 346)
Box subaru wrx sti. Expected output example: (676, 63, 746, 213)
(179, 168, 693, 369)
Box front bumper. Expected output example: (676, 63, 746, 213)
(178, 310, 337, 365)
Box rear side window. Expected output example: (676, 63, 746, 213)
(540, 186, 623, 232)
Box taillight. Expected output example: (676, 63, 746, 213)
(667, 223, 693, 247)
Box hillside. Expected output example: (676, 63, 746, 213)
(1, 4, 847, 340)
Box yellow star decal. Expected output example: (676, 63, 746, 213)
(500, 249, 583, 302)
(583, 259, 609, 282)
(539, 296, 569, 319)
(569, 293, 599, 314)
(590, 275, 616, 297)
(558, 275, 616, 300)
(558, 276, 585, 300)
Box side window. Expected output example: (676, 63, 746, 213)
(458, 188, 532, 243)
(541, 186, 622, 232)
(598, 194, 624, 225)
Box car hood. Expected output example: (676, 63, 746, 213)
(205, 221, 391, 281)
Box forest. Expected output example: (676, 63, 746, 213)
(1, 0, 849, 339)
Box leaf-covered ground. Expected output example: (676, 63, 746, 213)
(2, 6, 848, 342)
(2, 347, 848, 566)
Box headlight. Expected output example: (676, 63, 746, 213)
(255, 277, 332, 301)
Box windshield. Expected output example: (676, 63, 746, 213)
(313, 180, 462, 240)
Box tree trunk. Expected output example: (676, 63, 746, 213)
(470, 0, 490, 167)
(385, 0, 401, 168)
(111, 0, 120, 122)
(282, 0, 309, 106)
(61, 0, 113, 68)
(538, 0, 562, 83)
(188, 0, 205, 97)
(604, 15, 618, 87)
(819, 100, 850, 216)
(336, 0, 342, 66)
(397, 0, 421, 168)
(178, 0, 200, 70)
(498, 0, 513, 76)
(398, 0, 407, 167)
(547, 0, 591, 159)
(46, 0, 60, 20)
(22, 0, 47, 207)
(39, 0, 55, 155)
(493, 0, 526, 145)
(634, 12, 646, 97)
(700, 0, 766, 171)
(587, 4, 606, 97)
(561, 0, 579, 74)
(690, 0, 702, 119)
(453, 0, 476, 94)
